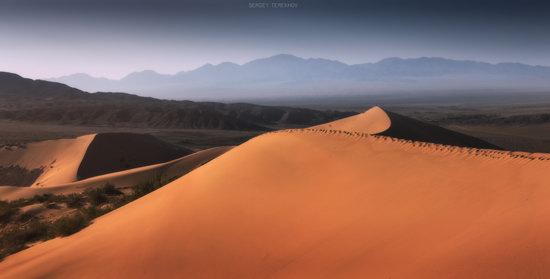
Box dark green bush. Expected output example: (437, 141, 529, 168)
(0, 219, 49, 260)
(0, 201, 19, 224)
(43, 202, 60, 209)
(18, 212, 33, 222)
(32, 194, 54, 203)
(131, 181, 157, 199)
(0, 174, 180, 260)
(51, 213, 89, 236)
(102, 183, 122, 196)
(65, 194, 85, 208)
(84, 188, 107, 206)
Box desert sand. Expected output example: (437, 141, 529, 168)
(76, 133, 191, 180)
(315, 106, 498, 149)
(0, 133, 191, 189)
(0, 135, 95, 187)
(313, 105, 391, 133)
(0, 146, 230, 201)
(2, 107, 550, 278)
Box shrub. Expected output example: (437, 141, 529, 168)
(102, 183, 122, 196)
(51, 213, 89, 236)
(43, 202, 59, 209)
(131, 181, 157, 199)
(80, 206, 100, 219)
(0, 219, 49, 260)
(84, 188, 107, 206)
(18, 212, 33, 222)
(112, 195, 132, 208)
(0, 201, 19, 224)
(32, 194, 54, 203)
(65, 194, 85, 208)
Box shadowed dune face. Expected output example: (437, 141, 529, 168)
(2, 128, 550, 278)
(380, 110, 501, 149)
(316, 106, 499, 149)
(76, 133, 192, 180)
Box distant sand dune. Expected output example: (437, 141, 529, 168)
(0, 135, 95, 187)
(0, 146, 230, 201)
(0, 133, 191, 188)
(312, 106, 391, 134)
(76, 132, 191, 180)
(314, 106, 499, 149)
(2, 111, 550, 278)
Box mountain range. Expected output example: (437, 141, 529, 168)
(49, 54, 550, 100)
(0, 71, 352, 130)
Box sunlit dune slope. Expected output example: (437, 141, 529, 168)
(0, 146, 230, 201)
(77, 133, 192, 180)
(2, 127, 550, 278)
(312, 106, 391, 134)
(0, 135, 95, 187)
(314, 106, 499, 149)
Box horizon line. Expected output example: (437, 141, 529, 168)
(9, 54, 550, 81)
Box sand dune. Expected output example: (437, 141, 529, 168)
(312, 106, 391, 134)
(0, 146, 230, 201)
(314, 106, 499, 149)
(76, 133, 191, 180)
(0, 133, 191, 188)
(2, 112, 550, 277)
(0, 135, 95, 187)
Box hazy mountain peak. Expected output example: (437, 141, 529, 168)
(121, 70, 170, 84)
(217, 62, 240, 67)
(61, 73, 94, 78)
(44, 54, 550, 100)
(244, 54, 304, 66)
(269, 53, 303, 60)
(122, 70, 162, 78)
(377, 57, 405, 64)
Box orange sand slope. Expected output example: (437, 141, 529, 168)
(0, 135, 95, 187)
(312, 105, 391, 134)
(2, 124, 550, 277)
(0, 146, 230, 201)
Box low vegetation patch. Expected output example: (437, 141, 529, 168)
(0, 166, 44, 187)
(0, 175, 176, 260)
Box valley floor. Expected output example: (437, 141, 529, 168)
(0, 120, 261, 151)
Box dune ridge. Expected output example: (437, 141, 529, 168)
(314, 106, 499, 149)
(1, 123, 550, 278)
(271, 128, 550, 161)
(311, 106, 391, 134)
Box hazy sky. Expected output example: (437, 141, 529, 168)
(1, 0, 549, 79)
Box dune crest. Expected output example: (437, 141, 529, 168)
(316, 106, 499, 149)
(312, 106, 391, 134)
(2, 128, 550, 278)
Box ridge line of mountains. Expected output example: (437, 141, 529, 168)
(0, 71, 353, 130)
(47, 54, 550, 100)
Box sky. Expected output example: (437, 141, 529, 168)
(0, 0, 549, 79)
